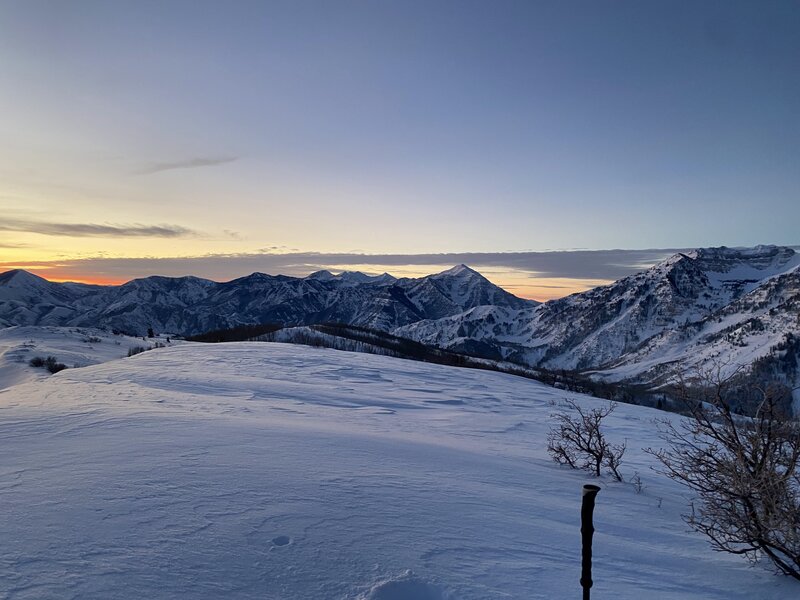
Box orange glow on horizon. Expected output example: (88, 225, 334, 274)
(500, 280, 609, 302)
(0, 263, 127, 286)
(42, 273, 128, 286)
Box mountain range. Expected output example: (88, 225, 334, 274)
(2, 245, 798, 389)
(397, 245, 800, 387)
(0, 263, 532, 337)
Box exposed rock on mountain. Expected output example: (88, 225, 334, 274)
(396, 246, 800, 387)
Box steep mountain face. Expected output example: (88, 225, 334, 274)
(0, 265, 535, 336)
(396, 246, 800, 386)
(599, 259, 800, 385)
(529, 247, 797, 370)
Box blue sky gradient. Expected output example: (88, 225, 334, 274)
(0, 1, 798, 295)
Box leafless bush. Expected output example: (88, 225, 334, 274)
(648, 373, 800, 580)
(547, 399, 626, 481)
(29, 355, 67, 373)
(44, 357, 67, 373)
(631, 472, 644, 494)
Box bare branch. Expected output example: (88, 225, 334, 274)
(547, 400, 626, 481)
(647, 377, 800, 580)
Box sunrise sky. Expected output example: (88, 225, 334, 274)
(1, 1, 798, 300)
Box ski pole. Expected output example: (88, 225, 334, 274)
(581, 484, 601, 600)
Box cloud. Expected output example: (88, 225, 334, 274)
(0, 219, 196, 238)
(0, 248, 688, 283)
(298, 249, 685, 280)
(137, 156, 238, 175)
(10, 246, 797, 298)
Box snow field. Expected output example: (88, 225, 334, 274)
(0, 342, 797, 599)
(0, 326, 178, 390)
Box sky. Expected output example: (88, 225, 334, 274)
(0, 1, 798, 300)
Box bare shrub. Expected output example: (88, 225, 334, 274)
(648, 373, 800, 580)
(44, 356, 67, 373)
(29, 355, 67, 373)
(547, 399, 626, 481)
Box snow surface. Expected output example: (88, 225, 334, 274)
(0, 326, 178, 390)
(0, 341, 797, 599)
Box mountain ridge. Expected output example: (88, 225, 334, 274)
(396, 245, 800, 390)
(2, 245, 798, 393)
(0, 264, 534, 335)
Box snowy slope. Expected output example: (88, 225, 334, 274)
(0, 326, 176, 390)
(398, 246, 800, 384)
(598, 264, 800, 384)
(0, 342, 796, 599)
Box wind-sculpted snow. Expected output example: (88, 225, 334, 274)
(0, 343, 796, 599)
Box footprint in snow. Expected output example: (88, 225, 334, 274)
(271, 535, 291, 547)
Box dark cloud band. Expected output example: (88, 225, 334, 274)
(1, 248, 686, 282)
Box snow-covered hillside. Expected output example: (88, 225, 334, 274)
(0, 342, 796, 599)
(398, 245, 800, 385)
(0, 326, 175, 390)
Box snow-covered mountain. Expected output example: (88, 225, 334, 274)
(3, 245, 798, 388)
(0, 264, 534, 336)
(397, 246, 800, 386)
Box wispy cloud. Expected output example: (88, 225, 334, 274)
(0, 219, 196, 238)
(137, 156, 238, 175)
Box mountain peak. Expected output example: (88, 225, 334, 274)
(664, 246, 800, 280)
(0, 269, 50, 287)
(307, 270, 335, 281)
(306, 270, 385, 284)
(436, 264, 480, 277)
(690, 244, 794, 261)
(655, 245, 798, 274)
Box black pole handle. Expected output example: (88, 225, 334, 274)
(581, 484, 601, 600)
